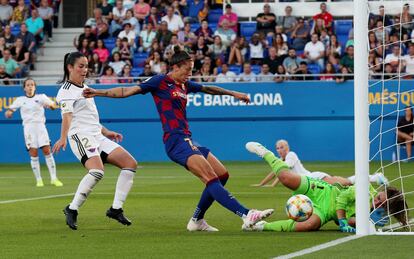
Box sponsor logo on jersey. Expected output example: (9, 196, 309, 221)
(172, 91, 187, 99)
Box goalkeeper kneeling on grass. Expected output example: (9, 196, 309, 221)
(245, 142, 408, 233)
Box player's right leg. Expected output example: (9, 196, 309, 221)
(244, 214, 322, 232)
(28, 148, 43, 187)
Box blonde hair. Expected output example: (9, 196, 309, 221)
(276, 139, 289, 149)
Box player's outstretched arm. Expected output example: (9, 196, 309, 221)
(101, 125, 123, 142)
(251, 171, 276, 187)
(201, 85, 250, 103)
(4, 109, 14, 118)
(83, 86, 143, 98)
(52, 113, 72, 153)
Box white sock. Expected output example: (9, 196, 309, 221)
(369, 173, 379, 183)
(112, 169, 135, 209)
(45, 154, 57, 181)
(347, 175, 355, 184)
(30, 156, 42, 181)
(69, 169, 104, 210)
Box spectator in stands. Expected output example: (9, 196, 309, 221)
(139, 64, 156, 78)
(195, 19, 214, 44)
(219, 4, 238, 34)
(150, 38, 161, 54)
(0, 64, 11, 84)
(123, 0, 135, 10)
(0, 48, 20, 77)
(403, 44, 414, 78)
(313, 3, 333, 35)
(192, 35, 210, 67)
(108, 51, 126, 76)
(368, 31, 382, 57)
(275, 25, 287, 42)
(119, 37, 133, 62)
(93, 38, 110, 63)
(38, 0, 53, 42)
(139, 22, 157, 53)
(111, 37, 122, 54)
(178, 22, 197, 48)
(3, 25, 15, 48)
(0, 0, 12, 27)
(97, 0, 113, 21)
(257, 63, 274, 82)
(156, 20, 173, 49)
(374, 20, 389, 45)
(100, 65, 118, 84)
(397, 106, 414, 159)
(123, 9, 140, 36)
(134, 0, 150, 25)
(228, 37, 246, 65)
(159, 61, 168, 74)
(283, 48, 300, 75)
(86, 8, 110, 39)
(119, 64, 134, 84)
(277, 5, 297, 38)
(26, 8, 44, 53)
(110, 0, 127, 36)
(77, 38, 92, 58)
(162, 6, 184, 33)
(311, 18, 325, 37)
(263, 46, 281, 74)
(88, 52, 103, 77)
(326, 34, 341, 57)
(214, 19, 236, 48)
(372, 5, 392, 31)
(368, 50, 382, 79)
(146, 6, 160, 28)
(335, 66, 352, 83)
(320, 62, 335, 81)
(11, 0, 29, 26)
(274, 65, 286, 83)
(249, 33, 266, 65)
(209, 35, 226, 62)
(340, 45, 354, 73)
(304, 33, 325, 69)
(239, 62, 256, 82)
(294, 61, 313, 81)
(74, 25, 96, 50)
(118, 23, 136, 48)
(385, 45, 403, 73)
(256, 3, 276, 37)
(171, 0, 185, 18)
(0, 36, 5, 57)
(17, 23, 35, 54)
(148, 51, 162, 74)
(216, 63, 236, 83)
(195, 62, 214, 83)
(319, 29, 329, 48)
(291, 17, 310, 51)
(391, 16, 409, 42)
(185, 0, 205, 24)
(401, 4, 413, 33)
(273, 33, 288, 57)
(10, 37, 28, 76)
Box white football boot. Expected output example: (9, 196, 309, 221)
(187, 218, 219, 232)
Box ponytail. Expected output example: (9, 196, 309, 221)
(59, 52, 86, 83)
(169, 45, 191, 67)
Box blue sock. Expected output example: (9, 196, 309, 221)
(204, 178, 249, 217)
(193, 173, 229, 220)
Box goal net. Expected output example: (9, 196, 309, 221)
(366, 1, 414, 233)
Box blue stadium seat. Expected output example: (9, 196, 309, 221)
(133, 53, 149, 67)
(103, 38, 116, 52)
(229, 65, 242, 75)
(240, 22, 257, 39)
(337, 34, 349, 49)
(191, 23, 200, 32)
(210, 23, 218, 32)
(335, 20, 353, 35)
(307, 63, 321, 79)
(251, 65, 261, 75)
(11, 25, 20, 36)
(131, 67, 144, 77)
(208, 9, 223, 24)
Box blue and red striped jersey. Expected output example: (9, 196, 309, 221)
(140, 74, 203, 141)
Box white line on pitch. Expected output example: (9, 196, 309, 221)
(273, 235, 362, 259)
(0, 193, 74, 204)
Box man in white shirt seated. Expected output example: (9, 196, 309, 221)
(385, 45, 403, 73)
(238, 62, 256, 82)
(161, 6, 184, 33)
(118, 23, 136, 48)
(304, 33, 325, 69)
(216, 63, 237, 82)
(256, 63, 275, 82)
(403, 43, 414, 76)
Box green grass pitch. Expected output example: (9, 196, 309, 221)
(1, 161, 414, 258)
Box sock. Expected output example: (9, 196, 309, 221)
(112, 169, 135, 209)
(205, 178, 249, 217)
(369, 174, 379, 183)
(45, 154, 57, 181)
(30, 156, 42, 181)
(69, 169, 104, 210)
(192, 173, 229, 220)
(263, 152, 290, 175)
(347, 175, 355, 184)
(263, 219, 296, 232)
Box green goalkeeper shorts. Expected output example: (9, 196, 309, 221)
(293, 175, 336, 226)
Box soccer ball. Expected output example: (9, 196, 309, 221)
(285, 194, 313, 222)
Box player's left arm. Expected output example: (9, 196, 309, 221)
(200, 85, 250, 103)
(336, 188, 356, 233)
(101, 125, 123, 142)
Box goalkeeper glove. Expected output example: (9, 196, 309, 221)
(370, 208, 389, 227)
(338, 218, 356, 233)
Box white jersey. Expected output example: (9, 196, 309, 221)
(284, 151, 312, 177)
(56, 81, 102, 136)
(9, 94, 54, 125)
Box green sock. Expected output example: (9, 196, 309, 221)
(263, 219, 296, 232)
(263, 152, 290, 174)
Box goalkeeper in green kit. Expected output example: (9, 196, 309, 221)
(244, 142, 408, 232)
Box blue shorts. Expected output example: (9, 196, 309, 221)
(165, 134, 210, 168)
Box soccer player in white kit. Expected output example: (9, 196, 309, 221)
(251, 139, 388, 187)
(52, 52, 138, 230)
(5, 78, 63, 187)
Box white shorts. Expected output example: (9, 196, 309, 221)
(23, 123, 51, 150)
(69, 133, 120, 165)
(309, 171, 330, 180)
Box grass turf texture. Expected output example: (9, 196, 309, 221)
(0, 161, 413, 258)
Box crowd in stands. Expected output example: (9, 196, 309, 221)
(73, 0, 414, 84)
(0, 0, 60, 84)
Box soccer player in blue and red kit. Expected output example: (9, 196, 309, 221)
(83, 46, 274, 231)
